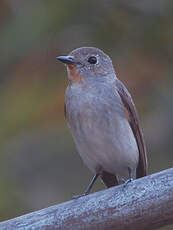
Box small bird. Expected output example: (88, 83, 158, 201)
(57, 47, 147, 198)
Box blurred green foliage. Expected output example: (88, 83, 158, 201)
(0, 1, 173, 229)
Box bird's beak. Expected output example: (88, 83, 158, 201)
(56, 56, 79, 65)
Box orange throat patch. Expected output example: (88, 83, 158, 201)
(67, 64, 82, 83)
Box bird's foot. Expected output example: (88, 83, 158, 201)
(72, 192, 88, 199)
(123, 178, 134, 187)
(120, 177, 133, 186)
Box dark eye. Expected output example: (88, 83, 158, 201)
(88, 56, 97, 64)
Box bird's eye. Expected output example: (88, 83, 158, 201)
(88, 56, 97, 64)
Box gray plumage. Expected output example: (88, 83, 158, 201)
(58, 47, 147, 194)
(66, 76, 138, 180)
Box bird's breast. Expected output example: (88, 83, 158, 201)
(65, 83, 126, 138)
(65, 84, 139, 176)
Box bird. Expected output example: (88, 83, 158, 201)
(57, 47, 147, 198)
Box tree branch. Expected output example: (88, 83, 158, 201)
(0, 168, 173, 230)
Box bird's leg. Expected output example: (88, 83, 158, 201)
(123, 167, 134, 186)
(72, 174, 99, 199)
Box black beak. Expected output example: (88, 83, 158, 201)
(56, 56, 77, 65)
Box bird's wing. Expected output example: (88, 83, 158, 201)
(100, 171, 119, 188)
(116, 79, 147, 178)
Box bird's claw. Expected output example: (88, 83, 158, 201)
(72, 193, 88, 199)
(123, 178, 133, 187)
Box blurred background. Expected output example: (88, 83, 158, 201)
(0, 0, 173, 229)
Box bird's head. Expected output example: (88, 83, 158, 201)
(57, 47, 116, 84)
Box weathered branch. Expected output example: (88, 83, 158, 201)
(0, 168, 173, 230)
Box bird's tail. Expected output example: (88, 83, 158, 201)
(100, 171, 119, 188)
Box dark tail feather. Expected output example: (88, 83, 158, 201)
(136, 160, 147, 179)
(100, 171, 119, 188)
